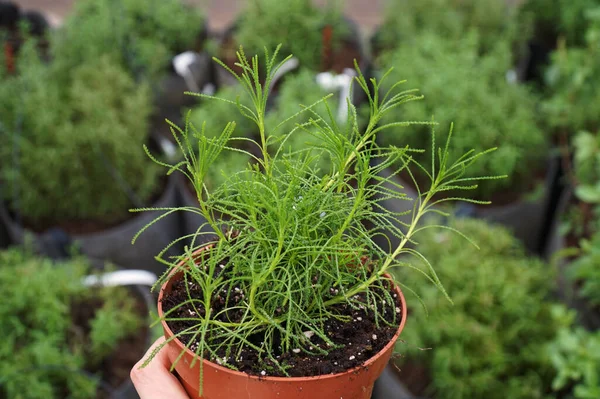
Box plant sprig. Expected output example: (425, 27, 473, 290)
(134, 45, 501, 393)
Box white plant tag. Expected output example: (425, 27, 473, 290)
(83, 270, 158, 288)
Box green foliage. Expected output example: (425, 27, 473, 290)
(519, 0, 600, 46)
(394, 218, 567, 399)
(135, 46, 500, 394)
(378, 33, 545, 199)
(569, 231, 600, 306)
(51, 0, 204, 82)
(573, 131, 600, 204)
(542, 10, 600, 135)
(235, 0, 346, 71)
(265, 70, 342, 174)
(0, 43, 159, 224)
(374, 0, 514, 54)
(548, 307, 600, 398)
(0, 247, 142, 399)
(187, 86, 255, 190)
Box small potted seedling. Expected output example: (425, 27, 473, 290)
(134, 46, 498, 398)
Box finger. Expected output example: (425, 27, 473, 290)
(131, 337, 190, 399)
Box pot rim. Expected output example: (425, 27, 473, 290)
(157, 244, 407, 382)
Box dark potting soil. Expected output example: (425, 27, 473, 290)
(162, 267, 402, 378)
(69, 295, 148, 398)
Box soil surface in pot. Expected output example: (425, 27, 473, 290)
(69, 294, 148, 398)
(162, 268, 402, 378)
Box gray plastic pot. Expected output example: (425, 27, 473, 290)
(371, 157, 557, 255)
(0, 175, 181, 276)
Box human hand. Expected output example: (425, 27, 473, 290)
(131, 337, 190, 399)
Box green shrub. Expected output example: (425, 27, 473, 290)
(51, 0, 204, 82)
(374, 0, 514, 54)
(573, 131, 600, 204)
(234, 0, 345, 71)
(519, 0, 600, 47)
(542, 9, 600, 135)
(378, 33, 545, 199)
(0, 42, 159, 225)
(548, 307, 600, 399)
(0, 247, 143, 399)
(393, 218, 566, 399)
(569, 230, 600, 306)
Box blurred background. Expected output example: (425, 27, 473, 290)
(2, 0, 600, 398)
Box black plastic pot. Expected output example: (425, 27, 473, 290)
(371, 156, 559, 255)
(0, 175, 181, 276)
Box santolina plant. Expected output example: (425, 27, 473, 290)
(133, 46, 503, 394)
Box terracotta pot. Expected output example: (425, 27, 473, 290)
(157, 247, 407, 399)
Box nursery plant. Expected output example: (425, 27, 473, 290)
(548, 307, 600, 399)
(0, 247, 144, 398)
(562, 130, 600, 238)
(0, 40, 159, 228)
(519, 0, 600, 48)
(542, 9, 600, 137)
(373, 0, 515, 55)
(133, 46, 501, 398)
(377, 33, 545, 201)
(232, 0, 349, 72)
(568, 230, 600, 307)
(51, 0, 205, 83)
(392, 218, 568, 399)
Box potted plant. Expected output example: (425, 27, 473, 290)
(373, 218, 570, 399)
(52, 0, 210, 146)
(371, 0, 518, 58)
(133, 46, 499, 398)
(52, 0, 206, 83)
(541, 10, 600, 143)
(0, 40, 180, 275)
(215, 0, 365, 87)
(0, 246, 155, 398)
(374, 33, 551, 254)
